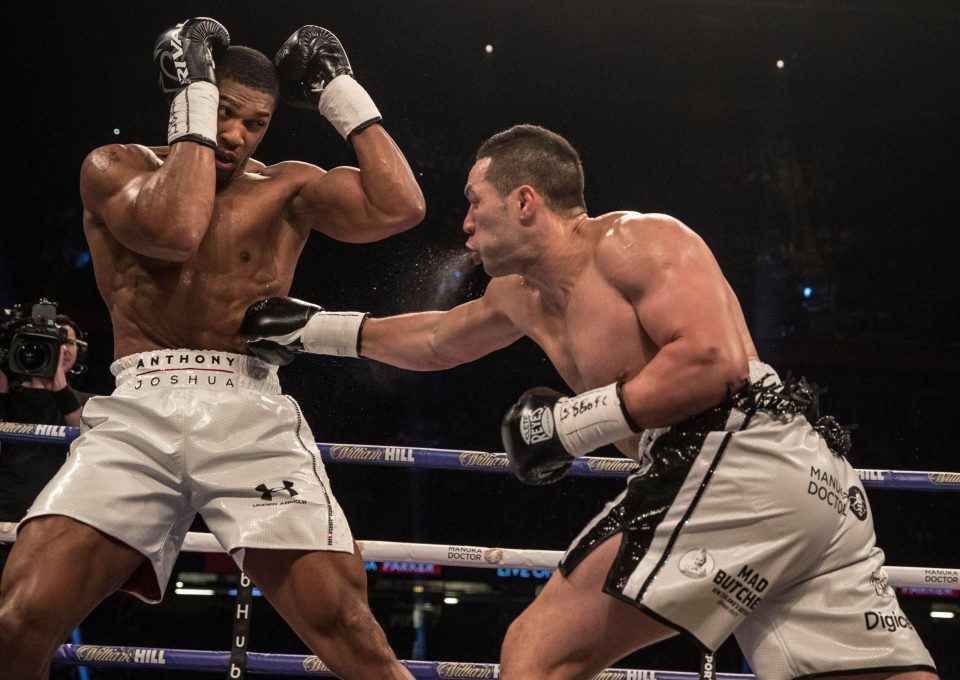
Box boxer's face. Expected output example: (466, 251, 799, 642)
(215, 79, 275, 185)
(463, 158, 517, 276)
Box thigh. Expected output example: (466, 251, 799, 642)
(501, 534, 677, 680)
(241, 544, 370, 633)
(1, 515, 144, 635)
(736, 545, 938, 680)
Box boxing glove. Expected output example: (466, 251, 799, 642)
(502, 383, 640, 485)
(274, 25, 382, 139)
(240, 297, 368, 365)
(153, 18, 230, 147)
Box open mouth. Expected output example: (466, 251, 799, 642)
(214, 150, 236, 172)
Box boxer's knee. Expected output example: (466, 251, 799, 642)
(501, 615, 551, 680)
(0, 594, 59, 677)
(332, 602, 395, 662)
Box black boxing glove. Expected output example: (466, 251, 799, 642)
(240, 297, 368, 365)
(502, 383, 641, 485)
(153, 17, 230, 148)
(274, 25, 382, 139)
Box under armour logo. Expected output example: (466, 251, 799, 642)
(255, 481, 299, 501)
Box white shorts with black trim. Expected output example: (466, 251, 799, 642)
(560, 362, 937, 680)
(21, 350, 354, 603)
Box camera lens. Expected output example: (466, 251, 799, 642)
(14, 340, 52, 374)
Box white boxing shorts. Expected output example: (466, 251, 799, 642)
(21, 350, 354, 603)
(560, 362, 937, 680)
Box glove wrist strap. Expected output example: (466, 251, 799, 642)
(302, 311, 368, 357)
(168, 81, 219, 148)
(318, 75, 382, 140)
(554, 382, 638, 457)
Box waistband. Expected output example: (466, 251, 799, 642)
(111, 350, 280, 395)
(638, 360, 780, 454)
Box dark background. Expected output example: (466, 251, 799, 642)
(4, 1, 959, 677)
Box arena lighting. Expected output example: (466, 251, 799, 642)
(175, 588, 215, 596)
(443, 596, 459, 605)
(485, 44, 493, 54)
(930, 611, 955, 619)
(776, 59, 785, 69)
(113, 128, 120, 135)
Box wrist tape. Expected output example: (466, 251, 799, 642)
(51, 386, 81, 415)
(168, 81, 219, 148)
(301, 311, 368, 357)
(554, 382, 639, 457)
(318, 75, 382, 140)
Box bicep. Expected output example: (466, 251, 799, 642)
(431, 296, 524, 365)
(79, 147, 156, 253)
(291, 166, 392, 243)
(607, 221, 736, 351)
(634, 249, 732, 349)
(362, 288, 523, 370)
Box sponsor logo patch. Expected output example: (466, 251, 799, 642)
(872, 568, 895, 598)
(847, 486, 868, 521)
(678, 548, 715, 579)
(520, 406, 554, 445)
(864, 609, 914, 633)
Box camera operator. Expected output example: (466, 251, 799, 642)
(0, 314, 94, 578)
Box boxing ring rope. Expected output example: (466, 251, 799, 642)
(1, 528, 956, 591)
(2, 422, 959, 490)
(1, 422, 957, 678)
(50, 645, 751, 678)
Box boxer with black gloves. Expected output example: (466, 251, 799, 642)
(153, 17, 230, 148)
(0, 17, 422, 680)
(275, 25, 382, 139)
(241, 124, 938, 680)
(500, 384, 639, 485)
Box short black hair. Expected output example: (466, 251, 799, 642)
(476, 124, 586, 213)
(217, 46, 280, 103)
(55, 314, 81, 340)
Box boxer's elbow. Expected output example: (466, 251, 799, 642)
(379, 194, 426, 236)
(129, 222, 204, 261)
(135, 203, 211, 261)
(697, 345, 749, 396)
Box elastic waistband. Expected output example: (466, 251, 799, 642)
(748, 360, 780, 385)
(111, 350, 280, 395)
(638, 360, 780, 455)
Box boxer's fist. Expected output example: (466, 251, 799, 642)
(240, 297, 322, 365)
(275, 25, 353, 109)
(274, 25, 382, 138)
(502, 387, 575, 485)
(241, 297, 368, 364)
(153, 18, 230, 104)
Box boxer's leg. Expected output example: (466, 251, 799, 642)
(0, 515, 144, 678)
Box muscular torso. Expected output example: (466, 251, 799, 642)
(83, 146, 312, 358)
(494, 212, 757, 454)
(511, 266, 655, 394)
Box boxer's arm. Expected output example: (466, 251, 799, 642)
(361, 293, 523, 371)
(79, 143, 215, 261)
(274, 25, 424, 243)
(289, 127, 424, 243)
(241, 277, 523, 367)
(599, 213, 749, 429)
